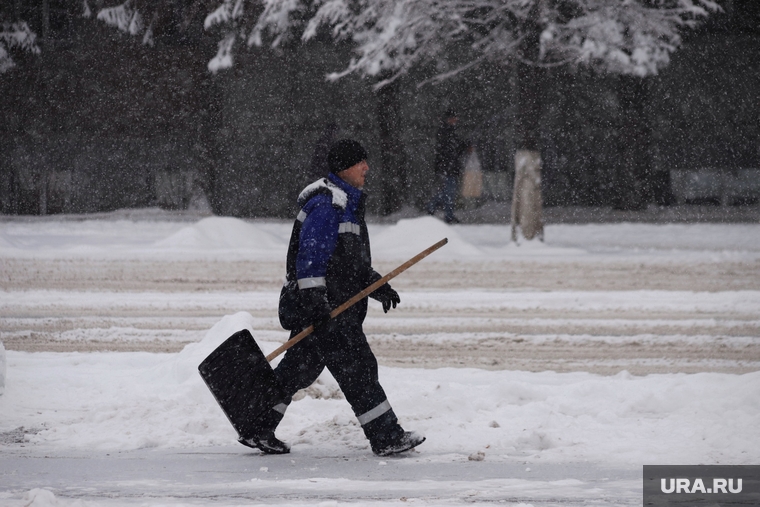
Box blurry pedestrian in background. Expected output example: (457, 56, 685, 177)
(460, 145, 483, 208)
(308, 122, 340, 179)
(426, 110, 469, 224)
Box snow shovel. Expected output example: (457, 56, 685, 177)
(198, 238, 448, 442)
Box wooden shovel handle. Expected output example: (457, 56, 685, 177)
(265, 238, 448, 362)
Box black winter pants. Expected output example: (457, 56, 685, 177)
(271, 320, 404, 448)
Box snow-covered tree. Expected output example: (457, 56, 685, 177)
(196, 0, 717, 234)
(89, 0, 719, 224)
(0, 21, 40, 73)
(93, 0, 214, 47)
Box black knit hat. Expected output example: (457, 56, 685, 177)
(327, 139, 368, 174)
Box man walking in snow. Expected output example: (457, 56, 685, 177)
(426, 109, 470, 224)
(240, 139, 425, 456)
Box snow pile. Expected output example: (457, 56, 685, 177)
(0, 218, 187, 258)
(2, 311, 758, 466)
(0, 215, 291, 261)
(371, 217, 596, 260)
(170, 311, 260, 384)
(393, 368, 760, 464)
(20, 489, 58, 507)
(153, 216, 286, 258)
(2, 214, 760, 262)
(372, 217, 482, 260)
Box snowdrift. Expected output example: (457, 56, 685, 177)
(153, 216, 286, 258)
(1, 311, 757, 466)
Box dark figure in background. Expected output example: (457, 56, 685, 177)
(426, 110, 469, 224)
(242, 139, 425, 457)
(308, 122, 340, 179)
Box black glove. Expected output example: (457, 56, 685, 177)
(278, 279, 302, 331)
(372, 283, 401, 313)
(301, 287, 333, 329)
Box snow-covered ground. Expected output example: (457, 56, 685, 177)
(1, 210, 759, 507)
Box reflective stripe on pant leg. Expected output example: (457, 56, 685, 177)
(273, 403, 288, 415)
(356, 399, 391, 426)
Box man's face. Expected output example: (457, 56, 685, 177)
(338, 160, 369, 189)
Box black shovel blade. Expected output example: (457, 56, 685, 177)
(198, 329, 287, 440)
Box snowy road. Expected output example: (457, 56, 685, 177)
(2, 286, 759, 374)
(1, 446, 641, 506)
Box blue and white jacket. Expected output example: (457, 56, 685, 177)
(283, 173, 382, 326)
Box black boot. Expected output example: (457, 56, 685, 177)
(238, 404, 290, 454)
(372, 431, 426, 456)
(362, 409, 424, 456)
(238, 434, 290, 454)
